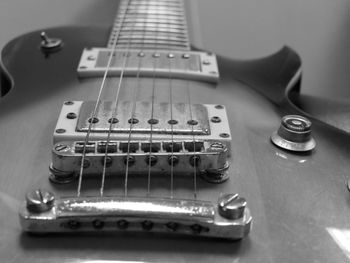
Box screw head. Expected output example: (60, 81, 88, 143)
(187, 119, 198, 126)
(26, 189, 55, 213)
(209, 142, 225, 151)
(211, 116, 221, 123)
(66, 112, 77, 119)
(138, 52, 145, 57)
(203, 60, 211, 65)
(55, 128, 66, 134)
(219, 133, 230, 138)
(218, 193, 246, 220)
(54, 144, 70, 152)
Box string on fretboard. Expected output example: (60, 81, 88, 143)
(108, 0, 190, 50)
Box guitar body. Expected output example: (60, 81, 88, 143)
(1, 23, 350, 263)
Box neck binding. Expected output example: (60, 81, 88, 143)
(107, 0, 190, 50)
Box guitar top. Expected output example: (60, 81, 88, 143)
(1, 0, 350, 262)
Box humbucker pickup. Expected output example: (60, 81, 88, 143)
(77, 49, 219, 83)
(51, 101, 232, 184)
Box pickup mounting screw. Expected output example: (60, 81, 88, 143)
(66, 112, 77, 119)
(88, 117, 99, 124)
(187, 119, 198, 125)
(203, 60, 211, 65)
(55, 128, 66, 134)
(218, 193, 246, 220)
(211, 116, 221, 123)
(26, 189, 55, 213)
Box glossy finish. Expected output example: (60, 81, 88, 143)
(1, 27, 350, 263)
(20, 195, 252, 239)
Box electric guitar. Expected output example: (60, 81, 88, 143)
(1, 0, 350, 262)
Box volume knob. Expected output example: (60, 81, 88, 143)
(271, 115, 316, 152)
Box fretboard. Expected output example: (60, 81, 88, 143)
(107, 0, 190, 50)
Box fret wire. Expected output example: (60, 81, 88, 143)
(115, 18, 185, 25)
(117, 22, 186, 30)
(111, 44, 187, 50)
(118, 33, 187, 40)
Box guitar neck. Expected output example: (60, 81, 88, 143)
(107, 0, 190, 50)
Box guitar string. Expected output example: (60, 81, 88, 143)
(167, 3, 176, 200)
(146, 5, 161, 197)
(181, 0, 198, 200)
(99, 0, 140, 197)
(123, 0, 150, 197)
(77, 0, 131, 197)
(185, 63, 198, 200)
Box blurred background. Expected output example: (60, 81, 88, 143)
(1, 0, 350, 100)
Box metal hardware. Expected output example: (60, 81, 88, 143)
(271, 115, 316, 152)
(54, 102, 231, 150)
(40, 32, 62, 51)
(76, 101, 209, 135)
(218, 193, 247, 220)
(26, 189, 55, 213)
(211, 116, 221, 123)
(20, 195, 252, 239)
(50, 140, 229, 180)
(77, 49, 219, 83)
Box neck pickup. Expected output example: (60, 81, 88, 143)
(77, 49, 219, 83)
